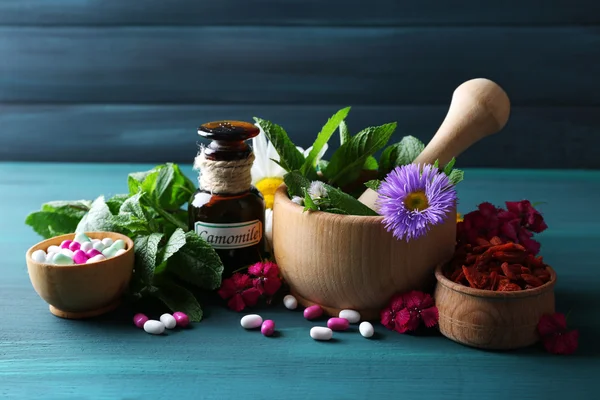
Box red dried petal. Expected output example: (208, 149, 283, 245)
(489, 271, 499, 291)
(520, 266, 532, 275)
(453, 271, 465, 283)
(463, 266, 489, 289)
(475, 238, 491, 246)
(493, 251, 527, 263)
(522, 273, 544, 288)
(450, 268, 463, 281)
(497, 282, 521, 291)
(489, 236, 504, 245)
(473, 245, 491, 254)
(500, 262, 520, 281)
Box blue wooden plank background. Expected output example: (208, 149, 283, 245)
(0, 1, 598, 168)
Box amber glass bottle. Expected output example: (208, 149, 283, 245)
(189, 121, 265, 277)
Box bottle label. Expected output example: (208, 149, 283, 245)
(194, 220, 262, 249)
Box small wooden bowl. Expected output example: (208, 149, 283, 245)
(26, 232, 135, 319)
(273, 186, 457, 320)
(434, 263, 556, 350)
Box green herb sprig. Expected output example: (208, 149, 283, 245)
(25, 163, 224, 322)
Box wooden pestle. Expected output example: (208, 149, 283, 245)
(358, 78, 511, 211)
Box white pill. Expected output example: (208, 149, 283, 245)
(74, 232, 91, 243)
(143, 320, 165, 335)
(160, 313, 177, 329)
(47, 245, 61, 254)
(115, 248, 127, 257)
(80, 242, 94, 252)
(60, 248, 74, 258)
(93, 241, 106, 252)
(359, 322, 374, 338)
(310, 327, 333, 341)
(91, 239, 101, 244)
(45, 253, 56, 263)
(86, 254, 106, 263)
(283, 294, 298, 310)
(31, 249, 47, 263)
(102, 238, 114, 247)
(339, 309, 361, 324)
(240, 314, 263, 329)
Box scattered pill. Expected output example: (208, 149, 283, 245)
(102, 238, 114, 247)
(31, 249, 47, 263)
(112, 239, 126, 251)
(102, 245, 119, 259)
(327, 317, 350, 331)
(47, 245, 61, 254)
(80, 242, 94, 252)
(60, 240, 73, 249)
(143, 320, 165, 335)
(93, 241, 106, 252)
(86, 249, 103, 258)
(261, 320, 275, 336)
(173, 312, 190, 327)
(86, 254, 106, 264)
(241, 314, 263, 329)
(72, 250, 88, 265)
(60, 248, 75, 258)
(68, 241, 81, 251)
(53, 253, 74, 265)
(283, 294, 298, 310)
(160, 313, 177, 329)
(339, 309, 361, 324)
(115, 248, 127, 257)
(74, 232, 91, 243)
(303, 305, 323, 320)
(359, 322, 374, 338)
(133, 313, 148, 328)
(310, 327, 333, 341)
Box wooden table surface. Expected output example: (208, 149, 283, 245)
(1, 162, 599, 399)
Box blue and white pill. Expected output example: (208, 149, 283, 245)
(102, 245, 119, 259)
(92, 241, 106, 252)
(60, 248, 74, 258)
(74, 232, 91, 243)
(31, 249, 47, 263)
(53, 253, 74, 265)
(112, 239, 125, 251)
(115, 249, 127, 257)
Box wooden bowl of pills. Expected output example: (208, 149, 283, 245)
(26, 231, 134, 319)
(434, 263, 556, 350)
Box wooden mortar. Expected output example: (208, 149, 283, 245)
(26, 232, 135, 319)
(434, 264, 556, 350)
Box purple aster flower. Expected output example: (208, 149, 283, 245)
(377, 164, 457, 241)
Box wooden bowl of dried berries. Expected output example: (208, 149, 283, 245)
(434, 234, 556, 350)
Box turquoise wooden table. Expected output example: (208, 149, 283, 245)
(1, 162, 599, 399)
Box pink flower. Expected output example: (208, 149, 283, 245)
(380, 294, 406, 332)
(217, 273, 261, 312)
(380, 291, 439, 334)
(397, 291, 439, 332)
(506, 200, 548, 233)
(248, 261, 282, 296)
(537, 313, 579, 355)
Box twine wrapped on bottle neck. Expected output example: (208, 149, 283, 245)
(194, 147, 255, 194)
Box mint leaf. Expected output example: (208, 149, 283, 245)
(42, 200, 92, 217)
(154, 280, 204, 322)
(158, 228, 186, 265)
(128, 169, 155, 195)
(339, 120, 350, 145)
(283, 171, 311, 198)
(448, 169, 464, 185)
(111, 214, 150, 235)
(25, 211, 82, 239)
(168, 231, 224, 290)
(106, 194, 129, 214)
(433, 159, 440, 169)
(363, 156, 378, 171)
(364, 180, 381, 191)
(443, 158, 457, 175)
(301, 106, 350, 175)
(253, 117, 306, 172)
(76, 196, 119, 233)
(324, 122, 397, 187)
(302, 188, 319, 212)
(379, 136, 425, 174)
(133, 233, 164, 284)
(119, 192, 147, 221)
(153, 163, 196, 211)
(322, 182, 378, 216)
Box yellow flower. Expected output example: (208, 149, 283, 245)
(456, 213, 464, 223)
